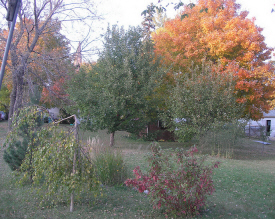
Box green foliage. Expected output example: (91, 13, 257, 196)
(28, 127, 100, 205)
(3, 139, 28, 171)
(59, 108, 75, 124)
(87, 137, 128, 186)
(126, 130, 163, 142)
(198, 121, 246, 158)
(68, 25, 164, 137)
(162, 62, 245, 142)
(4, 106, 100, 207)
(125, 143, 220, 217)
(143, 130, 164, 141)
(0, 85, 10, 114)
(3, 106, 43, 178)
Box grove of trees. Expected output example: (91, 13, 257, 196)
(1, 0, 274, 143)
(66, 0, 275, 143)
(152, 0, 275, 121)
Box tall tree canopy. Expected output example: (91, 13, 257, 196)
(152, 0, 275, 120)
(68, 25, 164, 146)
(0, 0, 100, 129)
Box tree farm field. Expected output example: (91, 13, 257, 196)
(0, 121, 275, 219)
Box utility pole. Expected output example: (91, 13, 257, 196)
(0, 0, 21, 90)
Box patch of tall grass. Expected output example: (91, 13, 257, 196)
(86, 137, 128, 186)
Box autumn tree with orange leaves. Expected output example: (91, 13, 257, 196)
(0, 18, 72, 110)
(27, 21, 72, 108)
(152, 0, 275, 120)
(0, 0, 100, 130)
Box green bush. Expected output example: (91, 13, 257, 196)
(87, 137, 128, 186)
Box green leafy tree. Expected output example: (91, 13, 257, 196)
(68, 25, 164, 146)
(4, 106, 100, 211)
(161, 62, 245, 142)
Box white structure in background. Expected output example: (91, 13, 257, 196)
(48, 107, 60, 120)
(246, 110, 275, 140)
(0, 111, 6, 120)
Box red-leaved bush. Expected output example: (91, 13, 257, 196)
(125, 143, 220, 217)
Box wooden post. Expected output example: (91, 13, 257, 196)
(70, 115, 78, 212)
(249, 122, 250, 139)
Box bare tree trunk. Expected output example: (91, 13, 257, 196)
(8, 80, 17, 129)
(110, 132, 115, 147)
(8, 68, 25, 130)
(13, 72, 24, 110)
(8, 37, 26, 130)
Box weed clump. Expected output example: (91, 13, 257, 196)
(87, 137, 128, 186)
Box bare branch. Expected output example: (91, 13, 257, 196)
(0, 0, 102, 129)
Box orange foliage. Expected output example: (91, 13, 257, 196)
(152, 0, 275, 120)
(0, 18, 71, 106)
(0, 30, 13, 90)
(40, 77, 68, 107)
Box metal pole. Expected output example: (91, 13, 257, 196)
(0, 0, 21, 90)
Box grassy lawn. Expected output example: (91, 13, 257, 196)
(1, 121, 275, 218)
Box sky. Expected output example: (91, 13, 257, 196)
(1, 0, 274, 61)
(95, 0, 275, 60)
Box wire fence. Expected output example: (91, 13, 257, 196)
(245, 125, 267, 138)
